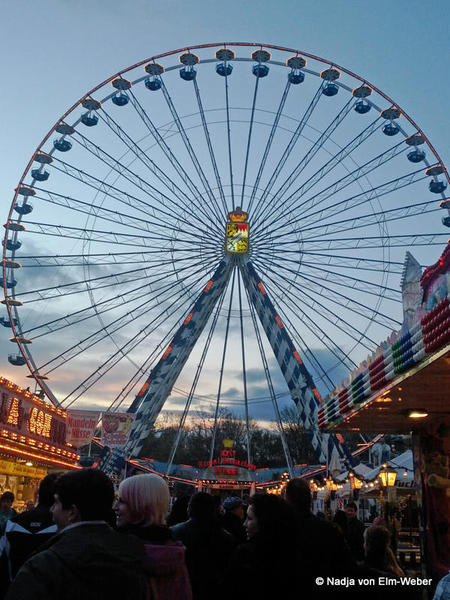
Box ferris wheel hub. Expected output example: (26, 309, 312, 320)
(225, 208, 250, 254)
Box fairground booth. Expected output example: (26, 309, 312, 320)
(0, 377, 79, 508)
(319, 243, 450, 587)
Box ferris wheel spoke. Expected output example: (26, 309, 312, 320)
(277, 249, 413, 273)
(21, 221, 219, 250)
(38, 263, 211, 379)
(17, 252, 215, 303)
(259, 252, 401, 304)
(16, 248, 221, 269)
(292, 232, 449, 251)
(209, 268, 237, 461)
(27, 258, 215, 342)
(301, 198, 441, 241)
(31, 186, 220, 242)
(123, 89, 223, 226)
(49, 159, 220, 238)
(192, 78, 228, 214)
(246, 80, 291, 214)
(240, 74, 262, 211)
(159, 80, 224, 221)
(256, 260, 379, 349)
(224, 68, 235, 209)
(284, 268, 400, 330)
(258, 98, 355, 227)
(252, 138, 408, 239)
(251, 80, 325, 221)
(267, 278, 358, 370)
(74, 122, 221, 230)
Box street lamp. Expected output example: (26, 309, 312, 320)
(378, 464, 397, 519)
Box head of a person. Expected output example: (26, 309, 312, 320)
(51, 468, 114, 530)
(345, 502, 358, 521)
(0, 492, 14, 513)
(37, 472, 60, 508)
(285, 477, 311, 516)
(187, 492, 216, 522)
(333, 509, 347, 530)
(115, 473, 169, 528)
(364, 525, 391, 562)
(222, 496, 244, 520)
(244, 493, 294, 541)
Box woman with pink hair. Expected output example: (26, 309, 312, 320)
(115, 473, 192, 599)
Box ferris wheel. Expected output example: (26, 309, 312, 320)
(2, 43, 448, 474)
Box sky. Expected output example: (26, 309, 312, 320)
(1, 0, 449, 430)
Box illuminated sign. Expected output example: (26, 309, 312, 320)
(0, 378, 77, 463)
(225, 208, 249, 254)
(198, 449, 256, 473)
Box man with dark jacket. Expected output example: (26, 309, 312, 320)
(171, 492, 235, 600)
(285, 478, 355, 599)
(220, 496, 247, 544)
(6, 469, 147, 600)
(345, 501, 366, 562)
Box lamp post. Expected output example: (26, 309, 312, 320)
(378, 464, 397, 520)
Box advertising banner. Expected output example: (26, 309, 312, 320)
(66, 410, 100, 448)
(101, 412, 134, 448)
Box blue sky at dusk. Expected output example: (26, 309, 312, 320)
(1, 0, 449, 426)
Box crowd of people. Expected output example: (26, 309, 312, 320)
(0, 469, 444, 599)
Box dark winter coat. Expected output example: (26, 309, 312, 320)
(171, 517, 235, 600)
(5, 522, 147, 600)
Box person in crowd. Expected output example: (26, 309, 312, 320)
(433, 571, 450, 600)
(171, 492, 234, 600)
(350, 525, 411, 600)
(363, 525, 404, 577)
(115, 473, 191, 600)
(0, 494, 16, 535)
(333, 509, 348, 536)
(1, 473, 59, 585)
(285, 478, 354, 598)
(220, 496, 246, 544)
(6, 469, 147, 600)
(224, 493, 300, 600)
(345, 501, 366, 562)
(166, 495, 190, 527)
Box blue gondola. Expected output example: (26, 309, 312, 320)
(8, 354, 27, 366)
(252, 64, 269, 78)
(81, 113, 99, 127)
(288, 71, 305, 84)
(407, 149, 426, 163)
(442, 215, 450, 227)
(382, 122, 399, 136)
(112, 92, 129, 106)
(354, 100, 371, 114)
(322, 83, 338, 96)
(0, 277, 17, 289)
(31, 169, 50, 181)
(180, 68, 196, 81)
(429, 180, 447, 194)
(145, 77, 162, 91)
(216, 63, 233, 77)
(4, 239, 21, 251)
(0, 316, 18, 327)
(53, 139, 72, 152)
(14, 203, 33, 215)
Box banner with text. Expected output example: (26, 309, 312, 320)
(101, 412, 135, 448)
(66, 410, 100, 448)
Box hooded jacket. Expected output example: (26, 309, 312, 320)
(6, 522, 147, 600)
